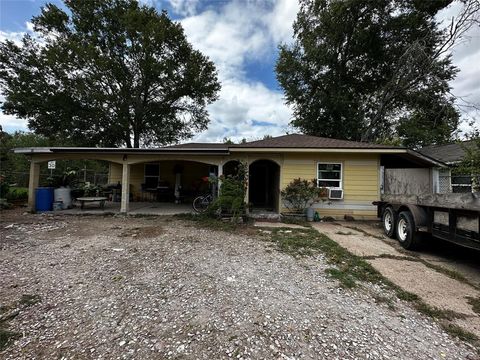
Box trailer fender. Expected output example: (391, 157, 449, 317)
(398, 205, 428, 229)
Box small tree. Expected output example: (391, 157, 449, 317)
(281, 178, 327, 213)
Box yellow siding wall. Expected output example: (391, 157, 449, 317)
(281, 153, 380, 220)
(109, 163, 122, 184)
(108, 152, 380, 219)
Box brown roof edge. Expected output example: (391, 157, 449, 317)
(230, 134, 405, 149)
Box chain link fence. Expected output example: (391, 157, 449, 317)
(438, 174, 479, 193)
(8, 170, 109, 188)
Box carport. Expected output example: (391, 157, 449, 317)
(15, 145, 230, 213)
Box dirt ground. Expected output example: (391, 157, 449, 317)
(0, 208, 478, 359)
(311, 221, 480, 339)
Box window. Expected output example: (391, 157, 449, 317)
(317, 163, 342, 188)
(144, 163, 160, 188)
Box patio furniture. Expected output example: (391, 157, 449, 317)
(77, 197, 108, 210)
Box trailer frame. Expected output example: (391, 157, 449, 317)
(374, 193, 480, 250)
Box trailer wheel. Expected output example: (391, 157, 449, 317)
(382, 207, 396, 238)
(396, 211, 421, 250)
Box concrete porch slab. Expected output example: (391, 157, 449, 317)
(49, 201, 193, 216)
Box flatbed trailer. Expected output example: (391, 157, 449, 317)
(373, 193, 480, 250)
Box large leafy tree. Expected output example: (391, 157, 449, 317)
(0, 0, 220, 148)
(276, 0, 472, 148)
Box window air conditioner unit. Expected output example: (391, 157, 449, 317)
(328, 188, 343, 200)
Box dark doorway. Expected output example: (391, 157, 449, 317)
(248, 160, 280, 211)
(224, 160, 241, 178)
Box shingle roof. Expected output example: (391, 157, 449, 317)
(418, 140, 475, 164)
(231, 134, 401, 149)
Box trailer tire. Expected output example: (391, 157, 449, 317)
(382, 206, 396, 238)
(396, 211, 421, 250)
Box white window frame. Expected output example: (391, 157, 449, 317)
(317, 162, 343, 189)
(144, 163, 160, 188)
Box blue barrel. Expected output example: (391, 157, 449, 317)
(35, 187, 54, 212)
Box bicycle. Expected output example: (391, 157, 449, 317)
(192, 193, 214, 213)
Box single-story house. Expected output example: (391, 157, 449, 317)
(419, 140, 477, 193)
(15, 134, 444, 219)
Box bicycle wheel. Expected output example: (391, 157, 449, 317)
(193, 195, 210, 213)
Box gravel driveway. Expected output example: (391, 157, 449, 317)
(0, 210, 477, 359)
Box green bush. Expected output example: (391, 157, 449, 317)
(5, 187, 28, 201)
(281, 178, 327, 213)
(208, 162, 248, 220)
(0, 177, 9, 198)
(46, 168, 78, 188)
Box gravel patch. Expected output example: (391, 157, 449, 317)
(0, 210, 477, 359)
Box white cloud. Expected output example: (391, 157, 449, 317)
(0, 29, 25, 46)
(181, 0, 298, 142)
(0, 112, 28, 133)
(266, 0, 299, 44)
(195, 78, 293, 143)
(168, 0, 200, 16)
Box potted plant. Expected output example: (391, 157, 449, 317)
(48, 168, 78, 209)
(281, 178, 327, 220)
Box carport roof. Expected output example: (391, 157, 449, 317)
(14, 145, 230, 155)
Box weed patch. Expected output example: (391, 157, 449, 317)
(467, 297, 480, 315)
(19, 294, 41, 307)
(281, 216, 311, 227)
(441, 322, 479, 343)
(414, 302, 465, 321)
(344, 226, 384, 240)
(267, 227, 384, 287)
(372, 294, 396, 310)
(325, 268, 356, 288)
(0, 328, 20, 351)
(175, 213, 240, 232)
(335, 231, 355, 236)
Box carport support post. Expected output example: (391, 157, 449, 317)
(217, 163, 223, 196)
(120, 163, 130, 213)
(28, 161, 40, 212)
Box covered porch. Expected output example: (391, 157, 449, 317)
(17, 146, 230, 213)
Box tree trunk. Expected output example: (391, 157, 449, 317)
(133, 132, 140, 148)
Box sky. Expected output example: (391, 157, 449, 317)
(0, 0, 479, 144)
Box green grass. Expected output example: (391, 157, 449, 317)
(414, 302, 465, 321)
(280, 216, 311, 227)
(325, 268, 356, 288)
(266, 227, 386, 287)
(0, 328, 20, 351)
(372, 294, 396, 310)
(175, 213, 242, 232)
(343, 225, 384, 240)
(441, 323, 479, 343)
(19, 294, 41, 307)
(467, 296, 480, 315)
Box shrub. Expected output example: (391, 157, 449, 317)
(5, 187, 28, 201)
(0, 176, 9, 198)
(281, 178, 327, 213)
(208, 162, 248, 220)
(46, 168, 78, 188)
